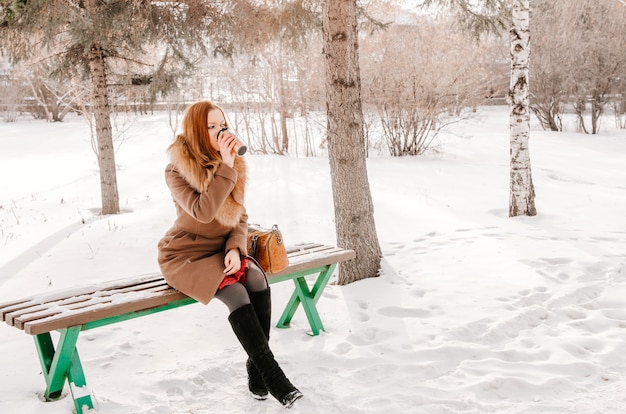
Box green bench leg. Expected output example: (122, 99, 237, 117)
(34, 327, 95, 413)
(276, 263, 337, 336)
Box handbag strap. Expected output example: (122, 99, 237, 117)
(271, 224, 283, 245)
(249, 233, 259, 256)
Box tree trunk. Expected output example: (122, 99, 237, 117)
(590, 92, 603, 134)
(322, 0, 382, 284)
(508, 0, 536, 217)
(26, 78, 52, 122)
(573, 98, 589, 134)
(278, 57, 289, 153)
(89, 44, 120, 215)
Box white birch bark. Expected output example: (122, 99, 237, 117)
(508, 0, 536, 217)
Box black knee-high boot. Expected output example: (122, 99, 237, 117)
(247, 289, 271, 400)
(229, 304, 303, 408)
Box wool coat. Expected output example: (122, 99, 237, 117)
(157, 141, 248, 304)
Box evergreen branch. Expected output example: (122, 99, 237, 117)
(420, 0, 510, 39)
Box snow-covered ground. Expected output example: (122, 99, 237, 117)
(0, 106, 625, 413)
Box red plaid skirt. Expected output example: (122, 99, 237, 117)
(217, 257, 249, 290)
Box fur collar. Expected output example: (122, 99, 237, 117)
(169, 140, 246, 228)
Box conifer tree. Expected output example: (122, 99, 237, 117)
(1, 0, 242, 214)
(322, 0, 382, 284)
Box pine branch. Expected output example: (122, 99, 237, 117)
(420, 0, 510, 39)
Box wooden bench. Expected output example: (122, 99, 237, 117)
(0, 243, 355, 414)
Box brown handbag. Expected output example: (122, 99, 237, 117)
(247, 224, 289, 274)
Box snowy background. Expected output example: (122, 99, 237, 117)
(0, 106, 625, 413)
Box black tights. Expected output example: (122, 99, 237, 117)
(215, 261, 268, 313)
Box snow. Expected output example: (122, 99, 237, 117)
(1, 106, 625, 413)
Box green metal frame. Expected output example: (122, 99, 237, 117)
(269, 263, 337, 336)
(28, 264, 336, 412)
(34, 328, 94, 413)
(31, 297, 198, 413)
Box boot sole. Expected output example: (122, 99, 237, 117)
(283, 390, 303, 408)
(250, 391, 268, 400)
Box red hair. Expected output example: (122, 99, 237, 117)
(169, 100, 226, 169)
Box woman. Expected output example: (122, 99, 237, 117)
(157, 100, 302, 408)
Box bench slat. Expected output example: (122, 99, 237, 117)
(0, 274, 166, 322)
(0, 298, 31, 322)
(0, 244, 355, 335)
(13, 283, 177, 331)
(24, 290, 189, 335)
(271, 246, 355, 277)
(3, 278, 171, 326)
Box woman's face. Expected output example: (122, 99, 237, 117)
(207, 108, 227, 152)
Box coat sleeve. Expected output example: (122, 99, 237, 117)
(226, 209, 249, 256)
(165, 163, 237, 224)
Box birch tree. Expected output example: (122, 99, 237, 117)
(507, 0, 535, 216)
(322, 0, 382, 284)
(421, 0, 536, 216)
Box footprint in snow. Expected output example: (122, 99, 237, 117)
(377, 306, 431, 318)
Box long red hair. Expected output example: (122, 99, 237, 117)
(169, 100, 225, 170)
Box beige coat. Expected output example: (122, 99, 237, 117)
(157, 142, 248, 304)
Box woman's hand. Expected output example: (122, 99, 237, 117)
(224, 248, 242, 275)
(217, 129, 237, 168)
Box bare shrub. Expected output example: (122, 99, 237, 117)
(0, 64, 28, 122)
(361, 15, 503, 155)
(533, 0, 626, 134)
(0, 82, 27, 122)
(611, 80, 626, 129)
